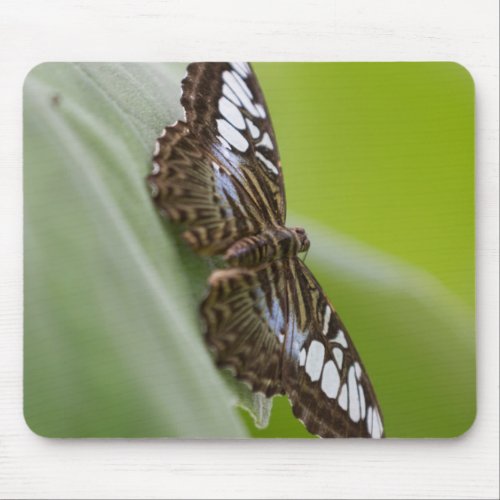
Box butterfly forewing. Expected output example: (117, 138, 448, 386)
(181, 62, 286, 223)
(149, 62, 286, 255)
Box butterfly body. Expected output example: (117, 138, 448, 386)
(224, 226, 310, 268)
(148, 62, 384, 438)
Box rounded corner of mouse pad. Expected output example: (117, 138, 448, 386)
(23, 61, 475, 439)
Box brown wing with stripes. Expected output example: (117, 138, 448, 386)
(282, 258, 384, 438)
(201, 260, 289, 397)
(201, 257, 384, 437)
(148, 62, 285, 256)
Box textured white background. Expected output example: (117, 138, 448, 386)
(0, 0, 498, 498)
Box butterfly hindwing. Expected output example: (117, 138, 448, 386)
(282, 258, 385, 438)
(201, 257, 384, 438)
(201, 263, 287, 397)
(148, 62, 286, 255)
(149, 121, 261, 254)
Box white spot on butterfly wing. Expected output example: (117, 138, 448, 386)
(222, 71, 259, 118)
(256, 132, 274, 150)
(299, 348, 306, 366)
(222, 71, 248, 102)
(255, 103, 267, 118)
(367, 406, 373, 434)
(377, 410, 384, 436)
(217, 135, 231, 150)
(333, 347, 343, 369)
(354, 361, 362, 380)
(333, 329, 348, 349)
(338, 383, 348, 410)
(151, 161, 160, 175)
(371, 408, 383, 438)
(231, 70, 252, 98)
(348, 366, 360, 422)
(153, 141, 160, 156)
(222, 83, 241, 106)
(246, 118, 260, 139)
(219, 96, 245, 130)
(305, 340, 325, 382)
(322, 306, 332, 335)
(217, 119, 249, 152)
(358, 384, 366, 420)
(231, 62, 250, 77)
(321, 360, 340, 398)
(255, 151, 279, 176)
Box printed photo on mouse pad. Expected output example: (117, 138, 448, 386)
(23, 62, 475, 438)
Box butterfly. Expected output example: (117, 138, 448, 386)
(148, 62, 384, 438)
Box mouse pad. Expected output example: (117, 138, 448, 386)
(23, 62, 475, 438)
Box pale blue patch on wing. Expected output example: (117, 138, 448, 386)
(211, 161, 240, 216)
(286, 311, 308, 363)
(268, 296, 285, 344)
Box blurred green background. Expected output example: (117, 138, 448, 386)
(24, 62, 475, 438)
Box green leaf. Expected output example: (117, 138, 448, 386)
(24, 62, 250, 437)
